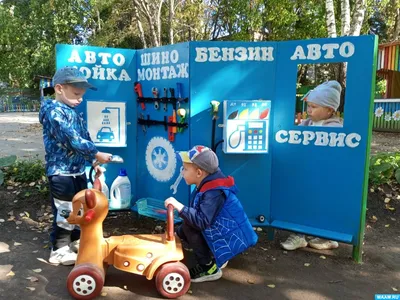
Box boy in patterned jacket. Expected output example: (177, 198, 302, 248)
(39, 67, 111, 265)
(165, 146, 257, 283)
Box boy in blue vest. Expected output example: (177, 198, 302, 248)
(165, 145, 258, 283)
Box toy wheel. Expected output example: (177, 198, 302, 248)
(155, 262, 190, 299)
(67, 263, 104, 300)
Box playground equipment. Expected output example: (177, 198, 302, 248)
(65, 179, 190, 299)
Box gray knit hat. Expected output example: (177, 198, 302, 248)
(302, 80, 342, 111)
(177, 146, 219, 174)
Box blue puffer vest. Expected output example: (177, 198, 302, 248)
(193, 176, 258, 267)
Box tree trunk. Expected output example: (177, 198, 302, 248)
(325, 0, 337, 38)
(340, 0, 350, 36)
(133, 0, 160, 47)
(393, 7, 400, 40)
(156, 0, 163, 46)
(169, 0, 174, 44)
(349, 0, 366, 36)
(133, 5, 147, 48)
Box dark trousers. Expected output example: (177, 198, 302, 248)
(48, 174, 87, 250)
(176, 222, 212, 265)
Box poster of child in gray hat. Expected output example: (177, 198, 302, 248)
(281, 80, 343, 251)
(298, 80, 343, 127)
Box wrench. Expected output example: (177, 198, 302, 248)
(170, 166, 184, 194)
(163, 88, 168, 111)
(152, 87, 159, 109)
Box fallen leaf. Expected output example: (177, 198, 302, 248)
(188, 290, 193, 294)
(304, 263, 311, 267)
(14, 242, 22, 246)
(392, 287, 398, 292)
(19, 213, 25, 217)
(370, 216, 378, 223)
(24, 211, 30, 218)
(267, 284, 276, 288)
(385, 224, 390, 228)
(26, 287, 35, 291)
(6, 271, 15, 277)
(260, 247, 268, 251)
(329, 280, 343, 284)
(26, 276, 39, 282)
(391, 217, 396, 221)
(320, 256, 326, 259)
(0, 219, 5, 223)
(29, 182, 35, 187)
(15, 221, 22, 225)
(32, 268, 42, 273)
(32, 250, 39, 253)
(384, 198, 391, 203)
(33, 237, 38, 241)
(369, 188, 374, 193)
(247, 279, 255, 284)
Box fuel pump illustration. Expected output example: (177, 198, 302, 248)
(223, 100, 271, 154)
(228, 121, 267, 151)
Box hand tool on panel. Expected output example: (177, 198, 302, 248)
(176, 83, 183, 108)
(169, 88, 177, 134)
(139, 113, 147, 134)
(177, 108, 187, 133)
(168, 116, 175, 142)
(134, 82, 145, 110)
(170, 166, 184, 194)
(152, 87, 159, 110)
(163, 88, 168, 112)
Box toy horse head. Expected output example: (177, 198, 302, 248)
(67, 178, 109, 226)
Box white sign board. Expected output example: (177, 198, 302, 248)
(87, 101, 127, 147)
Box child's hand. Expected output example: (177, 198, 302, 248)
(94, 166, 104, 178)
(95, 152, 112, 164)
(165, 197, 184, 213)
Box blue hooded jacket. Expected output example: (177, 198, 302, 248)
(180, 170, 258, 267)
(39, 99, 98, 176)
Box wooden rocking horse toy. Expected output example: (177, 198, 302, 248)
(65, 178, 190, 299)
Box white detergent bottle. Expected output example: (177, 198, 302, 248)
(98, 168, 110, 200)
(110, 168, 131, 209)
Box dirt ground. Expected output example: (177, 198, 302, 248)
(0, 112, 400, 300)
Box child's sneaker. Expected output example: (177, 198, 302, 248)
(308, 238, 339, 250)
(281, 234, 308, 251)
(69, 239, 80, 253)
(190, 261, 222, 283)
(49, 245, 77, 265)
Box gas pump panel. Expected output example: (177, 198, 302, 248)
(223, 100, 271, 154)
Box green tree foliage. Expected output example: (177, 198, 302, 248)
(0, 0, 398, 90)
(0, 0, 91, 87)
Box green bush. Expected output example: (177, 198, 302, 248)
(369, 152, 400, 186)
(0, 155, 17, 185)
(4, 157, 46, 184)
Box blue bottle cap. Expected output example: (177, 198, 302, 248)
(119, 168, 127, 176)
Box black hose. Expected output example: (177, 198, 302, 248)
(211, 118, 216, 151)
(213, 139, 224, 152)
(89, 166, 95, 184)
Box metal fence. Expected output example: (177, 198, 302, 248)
(373, 99, 400, 132)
